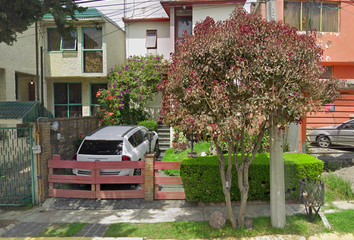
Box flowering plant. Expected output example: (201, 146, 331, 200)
(97, 55, 169, 125)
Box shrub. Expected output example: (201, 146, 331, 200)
(138, 120, 157, 132)
(180, 153, 323, 202)
(97, 55, 169, 126)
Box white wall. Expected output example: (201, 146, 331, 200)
(125, 21, 173, 58)
(193, 4, 239, 27)
(0, 26, 37, 101)
(105, 21, 126, 71)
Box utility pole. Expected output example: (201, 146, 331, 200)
(266, 0, 286, 229)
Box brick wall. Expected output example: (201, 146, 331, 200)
(38, 116, 99, 200)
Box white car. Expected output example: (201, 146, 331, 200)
(73, 125, 159, 176)
(309, 119, 354, 148)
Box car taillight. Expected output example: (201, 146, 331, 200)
(73, 154, 77, 161)
(122, 155, 131, 161)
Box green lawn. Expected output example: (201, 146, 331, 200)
(322, 173, 354, 202)
(162, 141, 210, 176)
(325, 209, 354, 234)
(103, 214, 327, 239)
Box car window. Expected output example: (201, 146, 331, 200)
(128, 135, 136, 147)
(341, 123, 353, 130)
(140, 128, 148, 141)
(78, 140, 123, 155)
(133, 130, 143, 146)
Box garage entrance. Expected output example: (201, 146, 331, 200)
(306, 90, 354, 165)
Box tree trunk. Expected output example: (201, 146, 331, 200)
(215, 143, 237, 230)
(237, 165, 249, 227)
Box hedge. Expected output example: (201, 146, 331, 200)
(180, 153, 323, 202)
(138, 120, 158, 132)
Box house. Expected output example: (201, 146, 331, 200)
(40, 8, 125, 118)
(0, 8, 126, 122)
(277, 0, 354, 130)
(123, 0, 246, 122)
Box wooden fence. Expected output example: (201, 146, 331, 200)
(48, 155, 185, 200)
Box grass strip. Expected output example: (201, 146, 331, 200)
(162, 142, 210, 176)
(104, 214, 327, 239)
(325, 209, 354, 234)
(37, 222, 86, 237)
(322, 173, 354, 202)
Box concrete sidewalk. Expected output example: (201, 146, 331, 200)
(0, 198, 353, 239)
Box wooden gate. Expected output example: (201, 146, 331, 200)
(48, 155, 185, 200)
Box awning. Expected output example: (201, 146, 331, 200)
(0, 101, 53, 124)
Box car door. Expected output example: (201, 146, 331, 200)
(132, 129, 147, 160)
(337, 122, 354, 146)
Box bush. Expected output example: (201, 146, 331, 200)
(138, 120, 158, 132)
(180, 153, 323, 202)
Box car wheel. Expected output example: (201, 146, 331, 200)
(154, 140, 160, 158)
(317, 135, 331, 148)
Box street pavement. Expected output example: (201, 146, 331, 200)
(0, 198, 353, 239)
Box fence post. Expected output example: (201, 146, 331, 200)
(144, 153, 156, 201)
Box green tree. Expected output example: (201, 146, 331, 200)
(158, 8, 342, 229)
(0, 0, 86, 45)
(97, 55, 169, 125)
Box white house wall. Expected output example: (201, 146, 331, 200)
(105, 21, 126, 71)
(0, 26, 36, 101)
(193, 4, 239, 27)
(125, 21, 173, 58)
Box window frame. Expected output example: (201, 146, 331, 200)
(82, 27, 103, 73)
(146, 30, 157, 49)
(53, 82, 82, 118)
(174, 7, 193, 47)
(47, 27, 78, 52)
(283, 1, 339, 32)
(90, 82, 107, 116)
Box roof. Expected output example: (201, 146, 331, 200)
(0, 101, 53, 124)
(86, 126, 138, 140)
(43, 8, 102, 19)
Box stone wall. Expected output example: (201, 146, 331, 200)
(38, 116, 99, 200)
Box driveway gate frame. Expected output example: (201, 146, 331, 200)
(0, 127, 35, 205)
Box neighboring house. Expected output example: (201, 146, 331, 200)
(0, 25, 37, 103)
(1, 8, 125, 119)
(40, 8, 125, 118)
(279, 0, 354, 128)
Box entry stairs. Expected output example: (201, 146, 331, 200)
(156, 124, 171, 160)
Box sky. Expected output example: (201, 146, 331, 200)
(78, 0, 255, 30)
(78, 0, 169, 29)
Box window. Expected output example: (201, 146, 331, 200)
(78, 140, 123, 155)
(90, 83, 107, 115)
(47, 28, 77, 52)
(54, 83, 82, 118)
(321, 66, 333, 79)
(284, 1, 339, 32)
(175, 7, 192, 44)
(146, 30, 157, 49)
(83, 27, 103, 73)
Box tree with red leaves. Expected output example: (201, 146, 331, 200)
(157, 8, 342, 229)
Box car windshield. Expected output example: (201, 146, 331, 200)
(78, 140, 123, 155)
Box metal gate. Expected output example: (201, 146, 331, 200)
(0, 127, 34, 205)
(306, 91, 354, 164)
